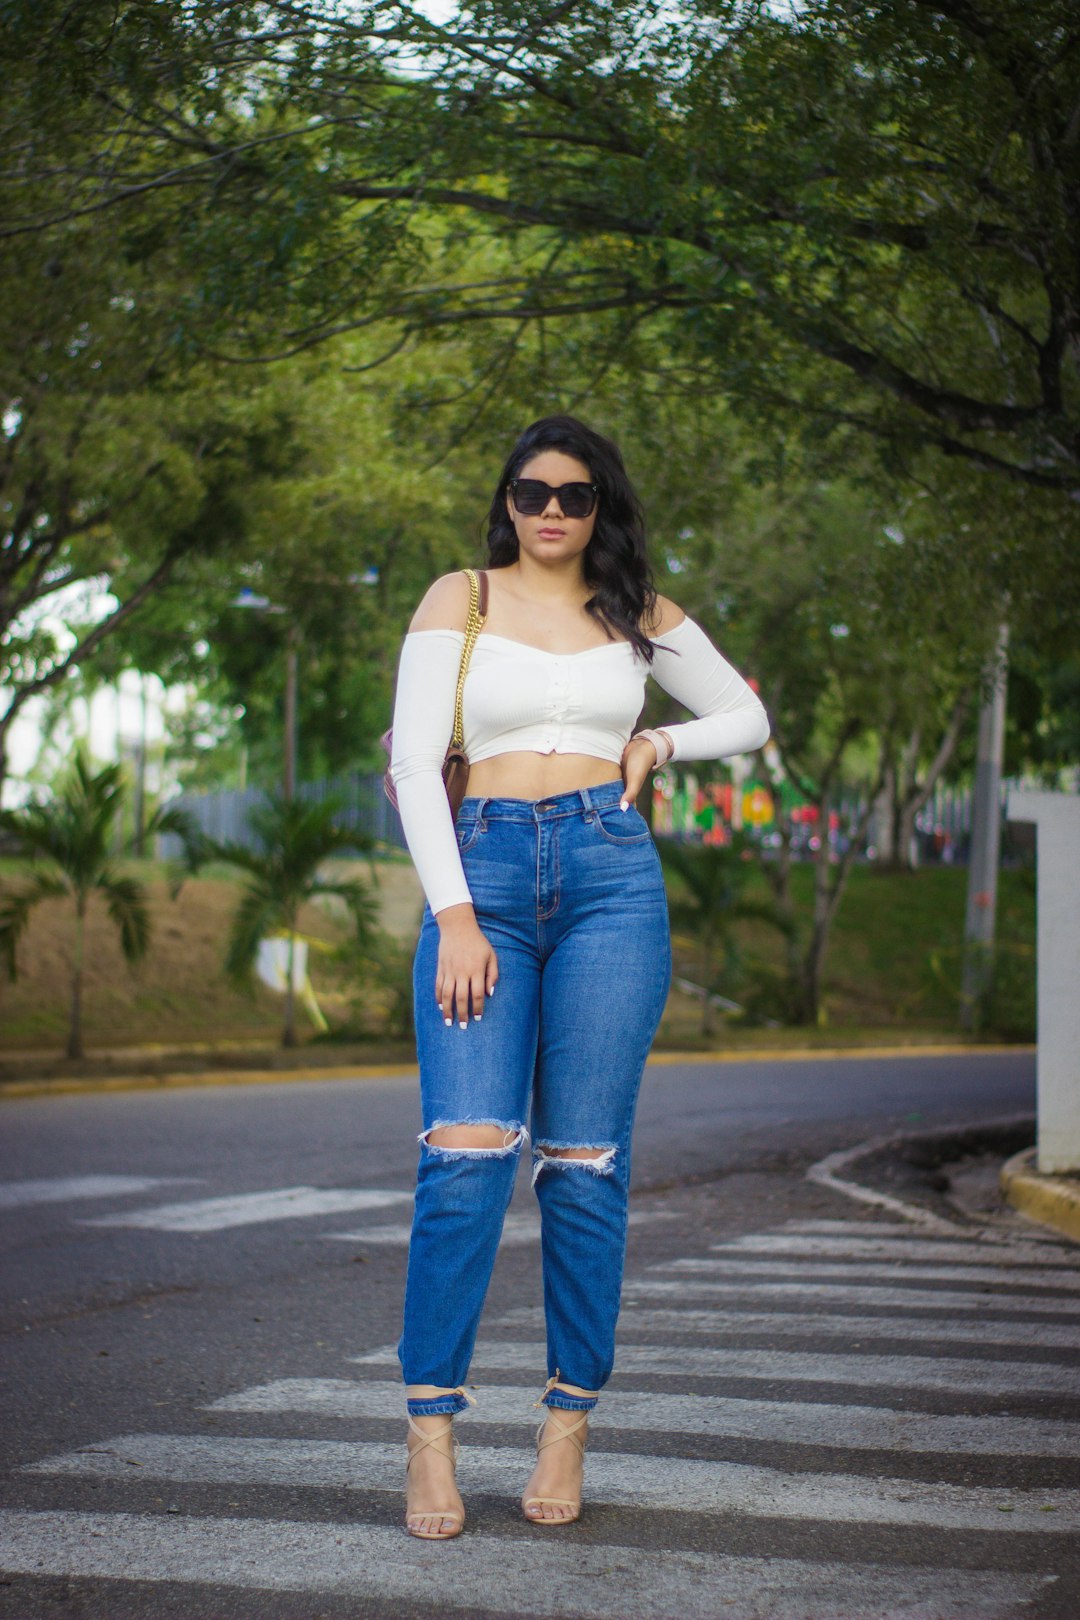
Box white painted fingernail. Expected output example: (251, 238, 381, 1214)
(620, 800, 628, 811)
(473, 1014, 482, 1021)
(487, 985, 495, 996)
(444, 1017, 452, 1026)
(459, 1020, 467, 1029)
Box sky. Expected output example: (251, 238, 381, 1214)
(3, 583, 186, 808)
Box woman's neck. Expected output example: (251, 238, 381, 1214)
(501, 556, 590, 610)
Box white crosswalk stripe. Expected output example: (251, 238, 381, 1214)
(347, 1337, 1080, 1397)
(79, 1186, 413, 1232)
(0, 1175, 194, 1210)
(624, 1277, 1080, 1314)
(326, 1213, 540, 1246)
(0, 1510, 1049, 1617)
(209, 1376, 1080, 1455)
(662, 1256, 1080, 1288)
(23, 1435, 1080, 1533)
(324, 1207, 665, 1245)
(706, 1233, 1080, 1267)
(557, 1306, 1080, 1350)
(5, 1201, 1078, 1614)
(784, 1218, 1062, 1240)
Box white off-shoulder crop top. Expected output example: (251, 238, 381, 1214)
(389, 614, 771, 916)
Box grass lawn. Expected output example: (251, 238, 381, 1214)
(659, 860, 1035, 1048)
(0, 852, 1034, 1064)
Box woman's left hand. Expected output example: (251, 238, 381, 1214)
(619, 735, 659, 810)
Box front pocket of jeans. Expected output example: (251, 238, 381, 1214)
(456, 821, 483, 852)
(591, 807, 651, 845)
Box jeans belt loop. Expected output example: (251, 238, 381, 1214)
(580, 785, 595, 821)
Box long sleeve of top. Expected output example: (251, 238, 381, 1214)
(388, 614, 770, 917)
(389, 630, 474, 917)
(647, 615, 771, 761)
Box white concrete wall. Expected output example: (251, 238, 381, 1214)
(1006, 791, 1080, 1173)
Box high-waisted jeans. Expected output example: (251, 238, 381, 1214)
(397, 779, 672, 1418)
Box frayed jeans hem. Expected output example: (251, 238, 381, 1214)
(541, 1391, 599, 1412)
(405, 1392, 473, 1417)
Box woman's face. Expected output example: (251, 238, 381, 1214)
(505, 449, 597, 568)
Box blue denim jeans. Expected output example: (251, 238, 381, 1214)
(397, 779, 672, 1418)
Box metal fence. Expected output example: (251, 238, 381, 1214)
(156, 771, 406, 859)
(156, 770, 1013, 865)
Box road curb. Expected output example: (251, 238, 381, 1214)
(807, 1113, 1038, 1232)
(1001, 1146, 1080, 1244)
(0, 1041, 1034, 1102)
(0, 1063, 420, 1100)
(0, 1042, 1035, 1102)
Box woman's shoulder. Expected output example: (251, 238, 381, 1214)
(407, 571, 473, 634)
(641, 592, 688, 639)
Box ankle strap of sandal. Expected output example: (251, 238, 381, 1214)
(405, 1386, 476, 1470)
(533, 1370, 599, 1409)
(535, 1409, 589, 1459)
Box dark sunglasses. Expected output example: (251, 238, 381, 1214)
(509, 478, 599, 519)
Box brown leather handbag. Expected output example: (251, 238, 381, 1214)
(381, 567, 489, 823)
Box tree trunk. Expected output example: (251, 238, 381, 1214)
(897, 796, 920, 870)
(133, 674, 148, 858)
(700, 928, 717, 1037)
(874, 763, 897, 865)
(880, 695, 972, 873)
(797, 780, 881, 1024)
(961, 624, 1009, 1030)
(797, 838, 852, 1024)
(67, 896, 86, 1060)
(800, 922, 828, 1025)
(752, 774, 802, 1015)
(0, 719, 11, 803)
(800, 841, 834, 1025)
(283, 930, 298, 1048)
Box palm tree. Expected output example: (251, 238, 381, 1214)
(0, 750, 203, 1058)
(210, 793, 378, 1047)
(657, 835, 792, 1036)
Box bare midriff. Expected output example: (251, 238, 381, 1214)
(463, 751, 623, 802)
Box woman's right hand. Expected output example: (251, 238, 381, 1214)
(434, 905, 499, 1027)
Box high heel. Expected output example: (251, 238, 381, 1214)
(521, 1409, 589, 1525)
(405, 1413, 465, 1540)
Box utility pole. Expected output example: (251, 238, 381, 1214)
(960, 620, 1010, 1030)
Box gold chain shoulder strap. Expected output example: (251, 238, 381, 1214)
(450, 568, 485, 749)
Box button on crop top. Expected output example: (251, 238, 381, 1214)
(389, 614, 771, 916)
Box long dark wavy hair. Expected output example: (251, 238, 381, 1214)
(484, 415, 665, 664)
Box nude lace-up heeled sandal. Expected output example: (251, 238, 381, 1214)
(404, 1388, 476, 1540)
(522, 1375, 593, 1525)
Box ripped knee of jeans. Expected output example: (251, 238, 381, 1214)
(418, 1120, 530, 1160)
(531, 1142, 618, 1188)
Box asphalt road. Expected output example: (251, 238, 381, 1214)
(2, 1047, 1078, 1619)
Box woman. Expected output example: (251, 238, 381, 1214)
(388, 415, 770, 1539)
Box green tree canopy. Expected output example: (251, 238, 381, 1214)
(5, 0, 1077, 511)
